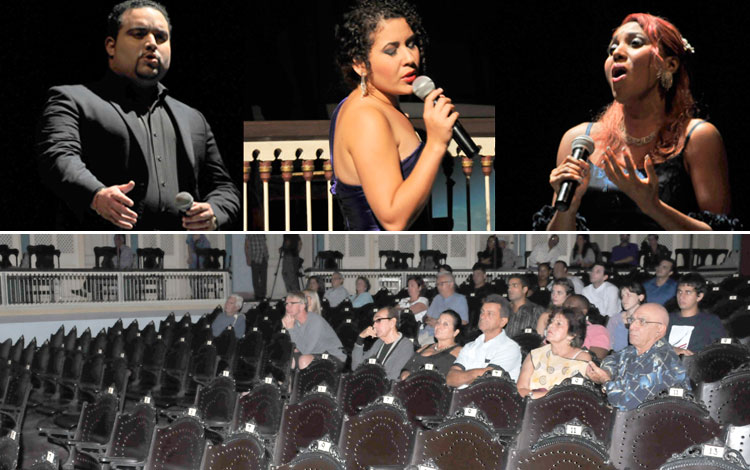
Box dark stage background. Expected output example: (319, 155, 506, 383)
(245, 0, 496, 120)
(0, 2, 245, 229)
(503, 1, 750, 229)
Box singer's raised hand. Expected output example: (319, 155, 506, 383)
(91, 180, 138, 229)
(602, 146, 659, 213)
(183, 202, 216, 230)
(422, 88, 459, 152)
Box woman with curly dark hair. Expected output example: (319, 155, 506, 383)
(330, 0, 458, 230)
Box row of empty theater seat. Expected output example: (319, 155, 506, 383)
(7, 361, 750, 469)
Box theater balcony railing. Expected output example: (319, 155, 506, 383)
(243, 117, 495, 231)
(0, 269, 230, 311)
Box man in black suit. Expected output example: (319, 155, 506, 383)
(35, 0, 240, 230)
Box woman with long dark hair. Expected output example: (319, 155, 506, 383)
(570, 234, 595, 269)
(541, 13, 735, 230)
(331, 0, 458, 230)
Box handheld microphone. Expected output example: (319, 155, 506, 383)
(554, 135, 596, 212)
(412, 75, 481, 159)
(175, 192, 194, 218)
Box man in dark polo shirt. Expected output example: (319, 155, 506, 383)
(36, 0, 239, 229)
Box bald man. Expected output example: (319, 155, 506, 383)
(586, 303, 690, 411)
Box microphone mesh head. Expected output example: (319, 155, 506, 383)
(412, 75, 435, 100)
(571, 135, 596, 154)
(175, 191, 194, 211)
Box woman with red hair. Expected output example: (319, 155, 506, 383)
(541, 13, 736, 230)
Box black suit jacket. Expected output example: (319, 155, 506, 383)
(35, 73, 240, 230)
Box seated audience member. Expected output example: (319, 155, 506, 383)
(564, 294, 611, 360)
(350, 276, 374, 308)
(282, 291, 346, 369)
(505, 274, 544, 338)
(306, 275, 325, 298)
(438, 264, 453, 274)
(536, 277, 575, 335)
(528, 264, 552, 307)
(470, 263, 494, 299)
(397, 276, 429, 323)
(586, 304, 690, 411)
(537, 263, 552, 290)
(610, 234, 639, 266)
(304, 288, 322, 315)
(499, 238, 517, 269)
(211, 294, 246, 339)
(641, 234, 671, 270)
(400, 310, 463, 379)
(553, 260, 584, 294)
(582, 262, 620, 318)
(517, 307, 592, 399)
(323, 271, 349, 308)
(643, 258, 678, 306)
(352, 306, 415, 380)
(421, 272, 469, 345)
(609, 281, 647, 352)
(478, 234, 502, 269)
(570, 234, 596, 269)
(447, 295, 522, 388)
(667, 273, 727, 355)
(528, 234, 563, 267)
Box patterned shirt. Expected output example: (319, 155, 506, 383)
(505, 301, 543, 338)
(245, 235, 268, 263)
(600, 338, 690, 411)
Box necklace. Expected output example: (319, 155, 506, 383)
(433, 342, 454, 353)
(620, 123, 657, 146)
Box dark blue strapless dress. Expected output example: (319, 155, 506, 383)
(329, 98, 424, 231)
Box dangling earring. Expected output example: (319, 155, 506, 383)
(659, 69, 673, 91)
(360, 73, 368, 97)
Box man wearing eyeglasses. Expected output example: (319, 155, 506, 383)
(282, 291, 346, 369)
(586, 303, 690, 411)
(421, 272, 469, 345)
(351, 306, 414, 380)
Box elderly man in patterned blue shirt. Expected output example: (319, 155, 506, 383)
(586, 303, 690, 411)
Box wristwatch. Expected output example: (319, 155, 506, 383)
(211, 215, 218, 230)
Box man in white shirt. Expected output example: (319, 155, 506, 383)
(446, 294, 522, 388)
(582, 262, 620, 318)
(527, 235, 563, 267)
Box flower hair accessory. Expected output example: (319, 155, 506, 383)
(682, 37, 695, 54)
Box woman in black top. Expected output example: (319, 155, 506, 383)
(400, 309, 462, 379)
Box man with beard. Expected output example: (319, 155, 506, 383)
(36, 0, 239, 229)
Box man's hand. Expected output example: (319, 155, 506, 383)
(281, 314, 295, 330)
(183, 202, 217, 230)
(91, 181, 138, 229)
(359, 326, 376, 339)
(674, 347, 694, 356)
(586, 361, 612, 384)
(423, 316, 437, 327)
